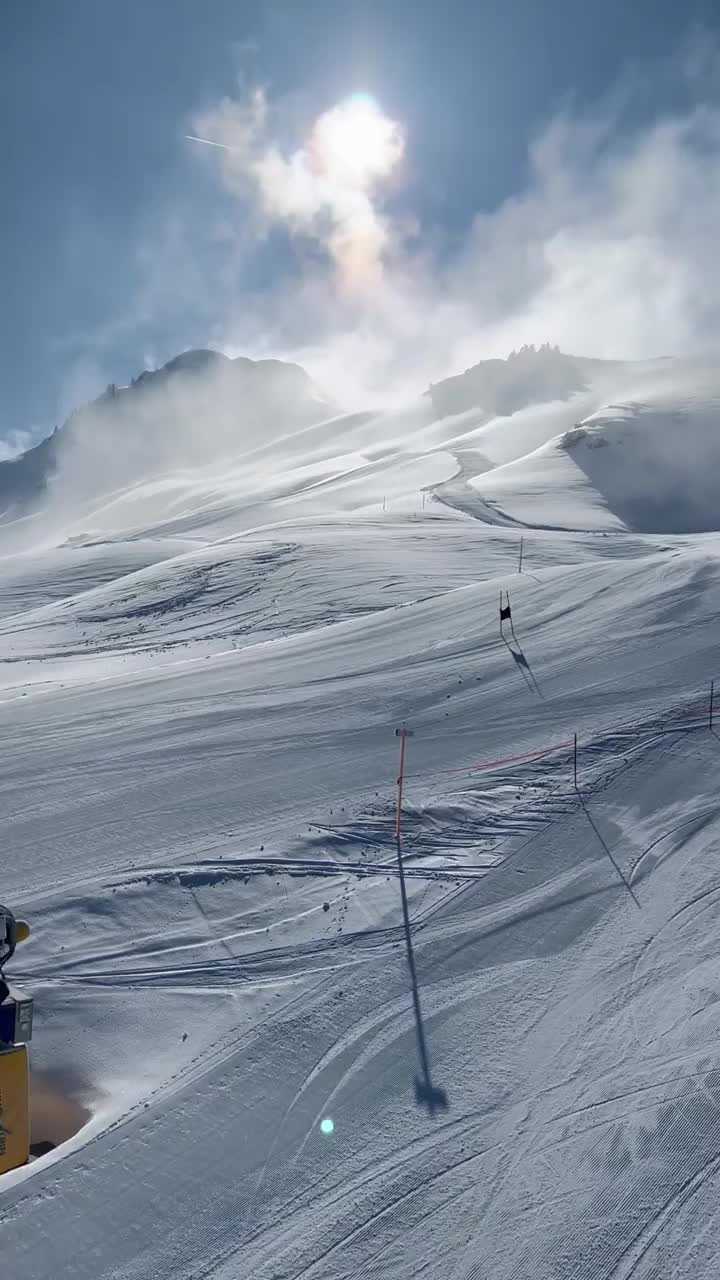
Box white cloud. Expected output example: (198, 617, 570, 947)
(0, 430, 32, 461)
(449, 100, 720, 363)
(59, 37, 720, 415)
(191, 90, 405, 295)
(182, 43, 720, 406)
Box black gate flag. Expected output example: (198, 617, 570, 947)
(499, 591, 512, 633)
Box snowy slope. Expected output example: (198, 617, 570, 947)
(3, 353, 720, 1278)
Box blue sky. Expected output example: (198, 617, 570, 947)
(3, 0, 720, 440)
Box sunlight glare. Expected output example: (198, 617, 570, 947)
(311, 94, 404, 189)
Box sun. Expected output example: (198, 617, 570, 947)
(310, 93, 404, 189)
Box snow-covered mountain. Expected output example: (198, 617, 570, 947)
(0, 349, 331, 521)
(3, 342, 720, 1280)
(2, 344, 715, 545)
(426, 342, 635, 418)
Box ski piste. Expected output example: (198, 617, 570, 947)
(3, 349, 720, 1278)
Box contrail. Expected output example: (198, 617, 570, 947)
(185, 134, 233, 151)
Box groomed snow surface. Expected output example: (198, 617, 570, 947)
(3, 362, 720, 1277)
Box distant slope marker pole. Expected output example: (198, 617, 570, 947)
(393, 728, 448, 1115)
(518, 536, 524, 574)
(573, 733, 578, 792)
(711, 680, 715, 731)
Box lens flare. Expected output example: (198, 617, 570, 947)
(311, 94, 404, 189)
(320, 1116, 335, 1135)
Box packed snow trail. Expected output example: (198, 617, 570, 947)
(3, 366, 720, 1276)
(4, 731, 720, 1278)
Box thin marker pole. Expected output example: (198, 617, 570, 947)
(518, 537, 524, 575)
(508, 596, 519, 648)
(395, 729, 410, 842)
(573, 733, 578, 792)
(711, 681, 715, 731)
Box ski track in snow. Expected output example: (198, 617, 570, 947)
(4, 372, 720, 1276)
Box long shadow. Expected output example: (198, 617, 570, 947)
(436, 881, 615, 970)
(394, 837, 449, 1115)
(501, 634, 543, 699)
(579, 795, 641, 909)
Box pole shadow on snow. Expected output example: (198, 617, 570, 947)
(394, 836, 449, 1115)
(579, 796, 641, 909)
(501, 635, 543, 699)
(434, 882, 615, 971)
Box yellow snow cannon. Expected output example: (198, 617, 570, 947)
(0, 905, 33, 1175)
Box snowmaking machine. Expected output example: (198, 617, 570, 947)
(0, 904, 33, 1175)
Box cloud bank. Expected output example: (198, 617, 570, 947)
(59, 36, 720, 413)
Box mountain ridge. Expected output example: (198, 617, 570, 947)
(426, 343, 637, 419)
(0, 349, 330, 515)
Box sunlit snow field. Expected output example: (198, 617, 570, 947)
(3, 360, 720, 1279)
